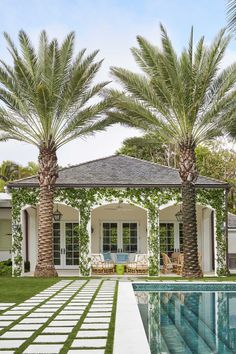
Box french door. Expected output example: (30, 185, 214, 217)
(159, 222, 184, 264)
(53, 222, 79, 269)
(102, 221, 138, 253)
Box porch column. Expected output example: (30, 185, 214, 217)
(215, 188, 229, 276)
(147, 207, 159, 276)
(11, 198, 24, 276)
(78, 206, 91, 276)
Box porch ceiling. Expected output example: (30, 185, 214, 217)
(8, 155, 228, 189)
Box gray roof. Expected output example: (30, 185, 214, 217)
(8, 155, 228, 189)
(229, 213, 236, 229)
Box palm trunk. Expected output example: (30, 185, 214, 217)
(179, 141, 202, 278)
(34, 140, 58, 277)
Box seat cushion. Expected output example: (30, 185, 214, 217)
(103, 252, 112, 261)
(116, 253, 129, 264)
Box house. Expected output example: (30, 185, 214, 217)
(2, 154, 232, 276)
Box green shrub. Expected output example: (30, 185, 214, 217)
(0, 259, 12, 276)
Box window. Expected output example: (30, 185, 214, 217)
(122, 222, 138, 253)
(102, 223, 118, 252)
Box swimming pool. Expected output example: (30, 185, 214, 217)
(133, 283, 236, 354)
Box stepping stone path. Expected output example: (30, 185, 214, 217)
(0, 279, 116, 353)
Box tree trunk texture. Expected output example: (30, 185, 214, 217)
(34, 141, 58, 277)
(179, 142, 202, 278)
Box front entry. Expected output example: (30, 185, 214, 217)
(53, 222, 79, 269)
(101, 221, 138, 253)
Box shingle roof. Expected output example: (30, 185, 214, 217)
(229, 213, 236, 229)
(8, 155, 228, 189)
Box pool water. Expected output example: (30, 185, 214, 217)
(134, 284, 236, 354)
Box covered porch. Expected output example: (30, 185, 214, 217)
(8, 155, 229, 277)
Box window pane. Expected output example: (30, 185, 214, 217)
(102, 223, 118, 253)
(122, 223, 137, 253)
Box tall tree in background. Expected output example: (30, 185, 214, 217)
(0, 31, 113, 277)
(109, 25, 236, 277)
(0, 161, 39, 191)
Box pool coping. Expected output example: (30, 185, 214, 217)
(133, 280, 236, 292)
(114, 282, 151, 354)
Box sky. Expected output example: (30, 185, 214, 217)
(0, 0, 235, 167)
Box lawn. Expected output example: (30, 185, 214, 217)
(0, 277, 59, 303)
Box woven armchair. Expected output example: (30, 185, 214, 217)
(91, 254, 115, 274)
(126, 254, 148, 274)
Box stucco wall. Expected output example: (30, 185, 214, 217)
(229, 230, 236, 253)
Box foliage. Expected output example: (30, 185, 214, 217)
(119, 137, 236, 213)
(108, 25, 236, 147)
(0, 30, 114, 149)
(0, 259, 12, 276)
(118, 133, 178, 167)
(227, 0, 236, 35)
(0, 161, 39, 192)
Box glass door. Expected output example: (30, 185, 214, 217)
(160, 223, 174, 264)
(102, 222, 118, 252)
(65, 223, 79, 267)
(102, 221, 138, 253)
(53, 222, 61, 266)
(122, 222, 138, 253)
(53, 222, 79, 268)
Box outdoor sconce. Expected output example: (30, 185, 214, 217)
(175, 205, 183, 222)
(91, 226, 94, 234)
(53, 204, 62, 222)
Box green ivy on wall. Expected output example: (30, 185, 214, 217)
(10, 186, 228, 277)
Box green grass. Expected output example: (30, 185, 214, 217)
(105, 280, 118, 354)
(0, 277, 59, 303)
(0, 274, 235, 304)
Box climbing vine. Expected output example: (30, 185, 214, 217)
(11, 188, 39, 276)
(10, 186, 228, 276)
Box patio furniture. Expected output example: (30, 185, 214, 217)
(126, 254, 148, 274)
(171, 252, 181, 272)
(103, 252, 112, 261)
(175, 253, 184, 275)
(91, 253, 115, 274)
(116, 253, 129, 264)
(91, 254, 104, 274)
(161, 253, 178, 274)
(116, 264, 125, 275)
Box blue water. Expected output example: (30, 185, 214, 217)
(134, 285, 236, 354)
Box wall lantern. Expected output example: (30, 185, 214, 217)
(175, 205, 183, 222)
(53, 204, 62, 222)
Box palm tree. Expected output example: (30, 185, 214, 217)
(227, 0, 236, 34)
(0, 31, 113, 277)
(0, 160, 20, 182)
(108, 25, 236, 277)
